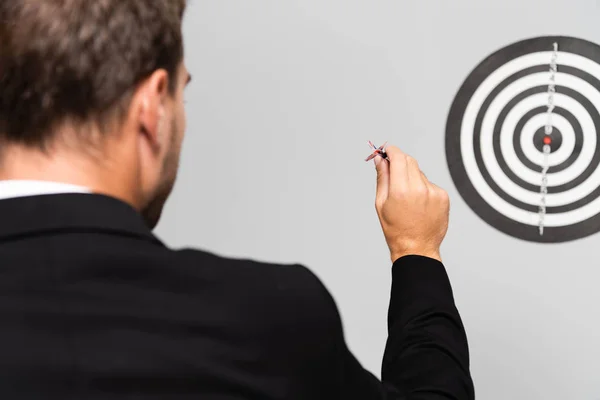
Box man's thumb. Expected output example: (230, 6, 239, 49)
(375, 156, 389, 205)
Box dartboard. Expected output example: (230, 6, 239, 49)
(446, 36, 600, 243)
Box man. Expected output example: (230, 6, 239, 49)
(0, 1, 474, 399)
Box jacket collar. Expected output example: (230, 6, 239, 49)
(0, 193, 163, 245)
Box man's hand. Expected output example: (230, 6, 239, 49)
(374, 146, 449, 263)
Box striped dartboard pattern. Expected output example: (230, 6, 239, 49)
(446, 36, 600, 243)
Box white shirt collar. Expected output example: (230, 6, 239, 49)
(0, 180, 91, 200)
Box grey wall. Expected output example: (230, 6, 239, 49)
(155, 1, 600, 399)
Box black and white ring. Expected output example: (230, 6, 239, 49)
(445, 36, 600, 242)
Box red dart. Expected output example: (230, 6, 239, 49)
(364, 141, 389, 162)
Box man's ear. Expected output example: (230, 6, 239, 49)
(135, 70, 169, 149)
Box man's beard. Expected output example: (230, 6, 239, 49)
(141, 118, 181, 230)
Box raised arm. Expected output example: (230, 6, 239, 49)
(373, 146, 474, 399)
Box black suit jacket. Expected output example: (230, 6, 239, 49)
(0, 193, 474, 399)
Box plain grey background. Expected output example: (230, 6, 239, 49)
(155, 1, 600, 399)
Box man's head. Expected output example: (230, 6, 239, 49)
(0, 0, 190, 228)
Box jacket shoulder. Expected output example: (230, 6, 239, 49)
(173, 248, 340, 318)
(173, 248, 325, 294)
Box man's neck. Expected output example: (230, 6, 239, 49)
(0, 145, 141, 209)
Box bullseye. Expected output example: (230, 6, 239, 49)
(533, 127, 562, 153)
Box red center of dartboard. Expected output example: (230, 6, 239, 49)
(543, 136, 552, 145)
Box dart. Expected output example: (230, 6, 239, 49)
(364, 141, 389, 162)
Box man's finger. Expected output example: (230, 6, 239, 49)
(420, 170, 428, 184)
(375, 155, 389, 207)
(427, 180, 449, 203)
(405, 155, 423, 187)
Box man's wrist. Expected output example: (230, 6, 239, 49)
(391, 250, 441, 264)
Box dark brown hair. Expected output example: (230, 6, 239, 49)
(0, 0, 186, 147)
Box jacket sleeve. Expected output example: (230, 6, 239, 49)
(380, 255, 475, 399)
